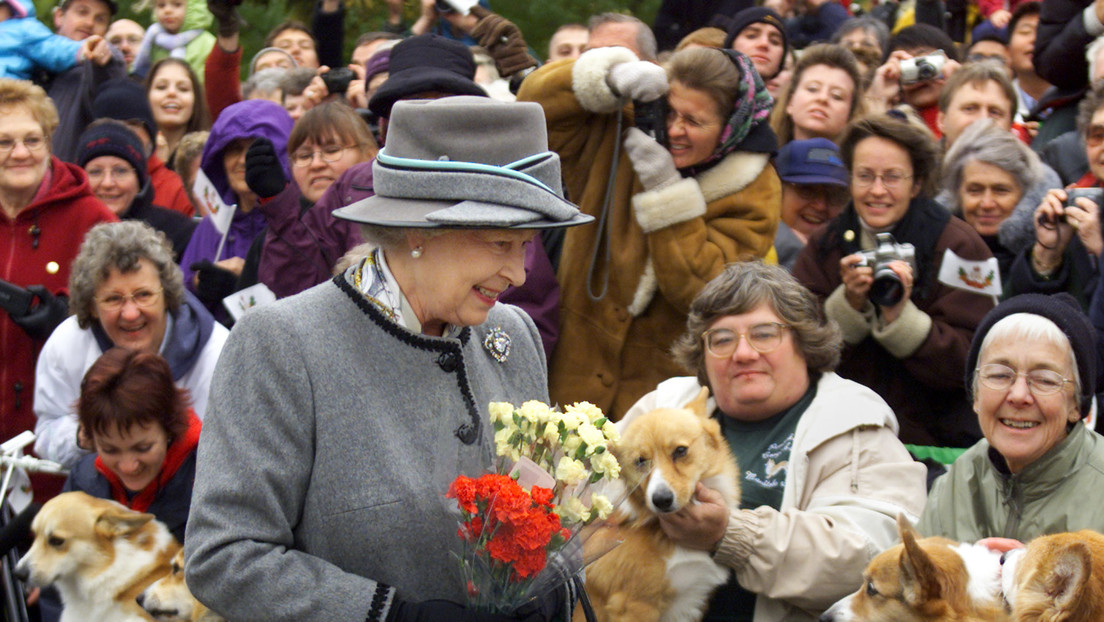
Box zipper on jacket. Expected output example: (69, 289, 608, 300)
(1002, 475, 1023, 538)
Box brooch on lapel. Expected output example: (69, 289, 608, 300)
(483, 326, 511, 363)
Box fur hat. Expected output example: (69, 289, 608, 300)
(76, 121, 149, 188)
(367, 34, 487, 119)
(334, 97, 591, 229)
(722, 7, 789, 79)
(965, 293, 1097, 417)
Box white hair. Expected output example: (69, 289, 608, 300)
(976, 313, 1081, 402)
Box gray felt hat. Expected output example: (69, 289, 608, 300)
(333, 97, 593, 229)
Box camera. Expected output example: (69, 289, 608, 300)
(899, 50, 947, 85)
(321, 68, 355, 96)
(855, 232, 917, 307)
(1066, 187, 1104, 208)
(633, 98, 668, 148)
(0, 278, 33, 317)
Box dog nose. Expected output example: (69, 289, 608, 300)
(12, 561, 28, 584)
(136, 592, 146, 607)
(651, 489, 674, 512)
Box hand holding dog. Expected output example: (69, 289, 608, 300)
(657, 483, 729, 552)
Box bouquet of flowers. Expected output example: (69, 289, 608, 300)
(446, 400, 624, 613)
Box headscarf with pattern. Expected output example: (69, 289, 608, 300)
(680, 49, 775, 177)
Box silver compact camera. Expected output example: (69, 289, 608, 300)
(899, 50, 947, 85)
(856, 232, 917, 307)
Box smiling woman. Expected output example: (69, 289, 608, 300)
(144, 58, 211, 166)
(769, 44, 866, 145)
(918, 293, 1104, 544)
(793, 115, 996, 448)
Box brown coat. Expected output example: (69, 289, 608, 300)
(518, 48, 780, 420)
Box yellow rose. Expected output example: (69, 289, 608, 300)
(563, 434, 583, 454)
(578, 423, 605, 451)
(555, 456, 588, 485)
(592, 451, 621, 479)
(519, 400, 551, 424)
(556, 496, 588, 523)
(569, 401, 605, 424)
(601, 421, 621, 444)
(488, 402, 515, 425)
(558, 410, 583, 431)
(542, 421, 560, 442)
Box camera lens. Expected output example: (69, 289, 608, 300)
(916, 62, 936, 81)
(869, 269, 904, 307)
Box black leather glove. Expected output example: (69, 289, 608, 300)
(207, 0, 243, 37)
(470, 6, 539, 78)
(385, 599, 516, 622)
(10, 286, 68, 341)
(245, 137, 287, 199)
(190, 261, 239, 306)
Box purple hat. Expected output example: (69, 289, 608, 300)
(774, 138, 848, 187)
(364, 48, 391, 82)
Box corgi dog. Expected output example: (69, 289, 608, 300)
(1001, 530, 1104, 622)
(14, 491, 180, 622)
(820, 515, 1007, 622)
(139, 548, 225, 622)
(578, 387, 740, 622)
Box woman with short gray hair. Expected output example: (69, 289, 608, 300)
(33, 220, 228, 469)
(939, 118, 1042, 279)
(622, 260, 926, 622)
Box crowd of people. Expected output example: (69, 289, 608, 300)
(3, 0, 1104, 619)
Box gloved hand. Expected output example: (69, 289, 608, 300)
(469, 6, 539, 77)
(607, 60, 668, 102)
(10, 286, 68, 341)
(623, 127, 680, 190)
(190, 261, 239, 306)
(245, 138, 287, 199)
(207, 0, 243, 37)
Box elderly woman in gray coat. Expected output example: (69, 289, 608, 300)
(184, 97, 591, 622)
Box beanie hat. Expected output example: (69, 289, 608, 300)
(965, 293, 1097, 417)
(77, 122, 149, 188)
(92, 79, 157, 151)
(722, 7, 789, 80)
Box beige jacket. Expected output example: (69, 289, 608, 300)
(622, 372, 928, 622)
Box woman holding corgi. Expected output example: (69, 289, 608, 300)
(184, 97, 590, 622)
(918, 293, 1104, 543)
(620, 261, 928, 622)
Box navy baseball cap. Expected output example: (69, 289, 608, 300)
(775, 138, 849, 186)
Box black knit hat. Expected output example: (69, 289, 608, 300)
(92, 79, 158, 150)
(76, 121, 149, 188)
(722, 7, 789, 80)
(367, 34, 487, 119)
(965, 293, 1097, 417)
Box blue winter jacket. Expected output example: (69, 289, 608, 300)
(0, 0, 82, 80)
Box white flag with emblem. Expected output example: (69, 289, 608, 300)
(192, 169, 236, 235)
(937, 248, 1002, 297)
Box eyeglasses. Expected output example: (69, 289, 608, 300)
(702, 323, 791, 357)
(95, 288, 162, 311)
(788, 183, 850, 208)
(976, 363, 1073, 396)
(852, 170, 912, 189)
(86, 166, 136, 182)
(291, 145, 355, 167)
(0, 135, 47, 156)
(108, 34, 143, 46)
(1086, 124, 1104, 148)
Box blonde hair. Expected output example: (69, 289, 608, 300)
(0, 79, 59, 142)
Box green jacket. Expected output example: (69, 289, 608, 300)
(918, 422, 1104, 542)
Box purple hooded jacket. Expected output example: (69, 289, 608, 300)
(179, 100, 294, 297)
(306, 161, 562, 359)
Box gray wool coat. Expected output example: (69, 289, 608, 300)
(184, 275, 550, 621)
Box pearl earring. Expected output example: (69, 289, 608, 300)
(411, 246, 423, 258)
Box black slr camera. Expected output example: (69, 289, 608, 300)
(321, 68, 355, 96)
(856, 232, 917, 307)
(633, 99, 668, 148)
(1038, 188, 1104, 226)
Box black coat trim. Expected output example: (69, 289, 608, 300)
(333, 274, 481, 444)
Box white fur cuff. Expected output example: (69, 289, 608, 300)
(826, 285, 874, 345)
(632, 177, 706, 233)
(872, 300, 932, 359)
(572, 46, 639, 114)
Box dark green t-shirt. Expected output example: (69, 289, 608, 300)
(702, 381, 817, 622)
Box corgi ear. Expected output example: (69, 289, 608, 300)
(1045, 542, 1092, 611)
(683, 387, 711, 419)
(95, 507, 154, 538)
(899, 521, 942, 606)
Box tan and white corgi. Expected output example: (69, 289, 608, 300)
(139, 548, 225, 622)
(1001, 529, 1104, 622)
(14, 491, 179, 622)
(578, 387, 741, 622)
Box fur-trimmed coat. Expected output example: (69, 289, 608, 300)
(517, 49, 780, 420)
